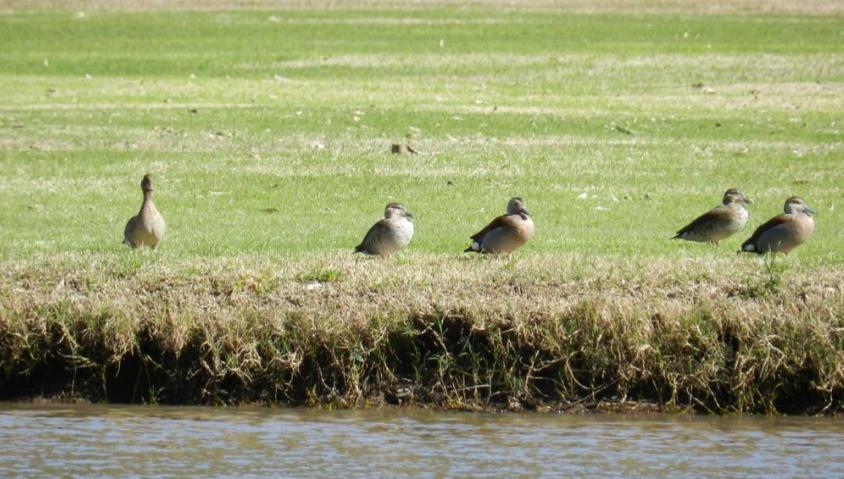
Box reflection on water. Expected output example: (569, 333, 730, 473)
(0, 403, 841, 478)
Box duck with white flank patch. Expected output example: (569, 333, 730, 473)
(465, 197, 535, 254)
(740, 196, 815, 255)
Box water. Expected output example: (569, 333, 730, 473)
(0, 404, 841, 478)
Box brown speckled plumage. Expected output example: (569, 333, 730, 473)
(673, 189, 752, 246)
(354, 203, 415, 258)
(123, 174, 166, 249)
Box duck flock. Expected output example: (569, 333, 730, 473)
(123, 174, 815, 257)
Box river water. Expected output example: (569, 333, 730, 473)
(0, 403, 841, 478)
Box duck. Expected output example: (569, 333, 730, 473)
(673, 188, 752, 245)
(740, 196, 815, 255)
(354, 203, 415, 257)
(464, 197, 534, 254)
(123, 173, 166, 249)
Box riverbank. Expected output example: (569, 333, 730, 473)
(2, 254, 841, 414)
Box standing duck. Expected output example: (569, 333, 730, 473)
(465, 197, 534, 254)
(673, 188, 752, 245)
(354, 203, 415, 258)
(740, 196, 815, 255)
(123, 173, 166, 249)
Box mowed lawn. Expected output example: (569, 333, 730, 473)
(1, 2, 842, 265)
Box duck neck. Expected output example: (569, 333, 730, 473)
(141, 190, 154, 212)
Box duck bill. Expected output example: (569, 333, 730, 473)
(804, 206, 816, 215)
(521, 208, 532, 217)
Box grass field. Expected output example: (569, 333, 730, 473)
(1, 1, 842, 412)
(1, 1, 842, 260)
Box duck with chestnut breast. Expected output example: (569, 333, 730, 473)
(740, 196, 815, 255)
(465, 197, 534, 254)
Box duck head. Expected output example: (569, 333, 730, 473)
(722, 188, 752, 206)
(506, 196, 531, 217)
(384, 202, 414, 220)
(141, 174, 154, 193)
(784, 196, 815, 216)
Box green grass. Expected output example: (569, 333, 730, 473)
(0, 3, 842, 261)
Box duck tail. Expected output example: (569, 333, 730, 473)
(738, 242, 756, 254)
(464, 241, 482, 253)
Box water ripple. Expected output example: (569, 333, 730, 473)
(0, 404, 842, 478)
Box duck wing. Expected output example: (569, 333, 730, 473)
(123, 215, 139, 245)
(741, 214, 789, 251)
(469, 215, 515, 242)
(355, 219, 391, 254)
(674, 206, 733, 238)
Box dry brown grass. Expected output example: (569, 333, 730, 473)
(1, 253, 842, 413)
